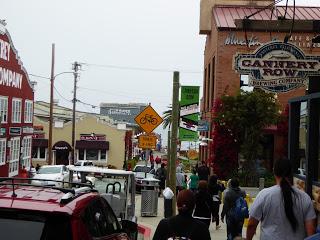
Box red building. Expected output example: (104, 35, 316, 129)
(198, 0, 320, 169)
(0, 21, 34, 177)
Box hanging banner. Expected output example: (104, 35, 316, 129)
(179, 86, 199, 141)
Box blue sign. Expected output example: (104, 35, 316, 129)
(197, 120, 209, 132)
(234, 41, 320, 93)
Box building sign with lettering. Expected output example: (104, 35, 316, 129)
(225, 33, 320, 48)
(80, 134, 106, 141)
(234, 41, 320, 93)
(9, 127, 21, 135)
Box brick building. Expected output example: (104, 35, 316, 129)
(0, 21, 34, 177)
(199, 0, 320, 169)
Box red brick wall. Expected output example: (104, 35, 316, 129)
(200, 22, 320, 162)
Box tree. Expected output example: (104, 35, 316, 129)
(162, 105, 172, 129)
(210, 89, 280, 184)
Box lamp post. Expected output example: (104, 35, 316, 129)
(48, 68, 74, 165)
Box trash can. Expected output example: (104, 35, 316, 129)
(163, 187, 174, 218)
(140, 178, 159, 217)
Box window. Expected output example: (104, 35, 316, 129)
(100, 150, 106, 160)
(32, 147, 47, 160)
(12, 98, 22, 123)
(22, 136, 32, 168)
(24, 100, 33, 123)
(86, 149, 99, 160)
(0, 138, 6, 166)
(79, 149, 84, 160)
(9, 137, 20, 177)
(81, 198, 120, 238)
(0, 96, 8, 123)
(77, 149, 107, 161)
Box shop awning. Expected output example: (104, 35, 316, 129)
(76, 140, 109, 150)
(32, 139, 48, 148)
(53, 141, 72, 151)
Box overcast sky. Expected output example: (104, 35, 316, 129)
(1, 0, 320, 138)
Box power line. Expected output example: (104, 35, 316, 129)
(80, 62, 203, 74)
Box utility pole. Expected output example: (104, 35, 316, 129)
(48, 43, 55, 165)
(166, 126, 171, 184)
(169, 71, 179, 215)
(71, 61, 81, 165)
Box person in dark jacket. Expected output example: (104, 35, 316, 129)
(193, 180, 214, 228)
(153, 189, 211, 240)
(208, 174, 225, 230)
(197, 161, 210, 181)
(156, 163, 167, 196)
(221, 178, 246, 240)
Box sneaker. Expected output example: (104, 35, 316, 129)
(216, 225, 221, 230)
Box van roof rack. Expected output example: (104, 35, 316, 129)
(0, 177, 96, 198)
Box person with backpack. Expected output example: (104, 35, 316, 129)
(156, 163, 167, 196)
(153, 189, 211, 240)
(221, 178, 247, 240)
(246, 158, 316, 240)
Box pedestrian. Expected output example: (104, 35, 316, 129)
(197, 161, 210, 182)
(208, 174, 225, 230)
(193, 180, 214, 228)
(153, 189, 211, 240)
(188, 169, 199, 193)
(221, 178, 246, 240)
(150, 154, 155, 169)
(156, 163, 167, 196)
(176, 167, 185, 195)
(35, 163, 41, 172)
(246, 158, 316, 240)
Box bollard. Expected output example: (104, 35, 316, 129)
(259, 178, 265, 191)
(164, 198, 173, 218)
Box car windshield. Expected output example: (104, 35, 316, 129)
(0, 211, 72, 240)
(134, 166, 151, 173)
(38, 167, 61, 174)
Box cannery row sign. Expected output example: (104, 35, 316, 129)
(234, 41, 320, 93)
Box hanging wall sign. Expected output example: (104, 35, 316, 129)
(234, 41, 320, 93)
(179, 86, 200, 141)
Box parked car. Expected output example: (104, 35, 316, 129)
(74, 160, 94, 167)
(133, 164, 156, 192)
(32, 165, 69, 187)
(0, 178, 137, 240)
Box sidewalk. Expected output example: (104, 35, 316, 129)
(136, 194, 260, 240)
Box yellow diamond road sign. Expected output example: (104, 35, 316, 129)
(134, 105, 163, 133)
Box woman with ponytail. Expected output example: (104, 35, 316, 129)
(246, 158, 316, 240)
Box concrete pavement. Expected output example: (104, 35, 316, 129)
(136, 194, 260, 240)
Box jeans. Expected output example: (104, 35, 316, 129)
(226, 217, 243, 240)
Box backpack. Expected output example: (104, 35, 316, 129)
(229, 196, 249, 221)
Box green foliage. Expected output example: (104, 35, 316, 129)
(212, 89, 280, 185)
(162, 105, 172, 129)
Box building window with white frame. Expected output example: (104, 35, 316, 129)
(24, 100, 33, 123)
(77, 149, 108, 162)
(0, 138, 6, 166)
(32, 146, 47, 160)
(0, 96, 8, 123)
(22, 136, 32, 169)
(12, 98, 22, 123)
(9, 137, 20, 177)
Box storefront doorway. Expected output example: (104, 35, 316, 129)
(53, 141, 71, 165)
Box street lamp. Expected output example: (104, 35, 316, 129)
(48, 71, 73, 165)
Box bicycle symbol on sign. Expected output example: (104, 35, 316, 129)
(140, 114, 158, 125)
